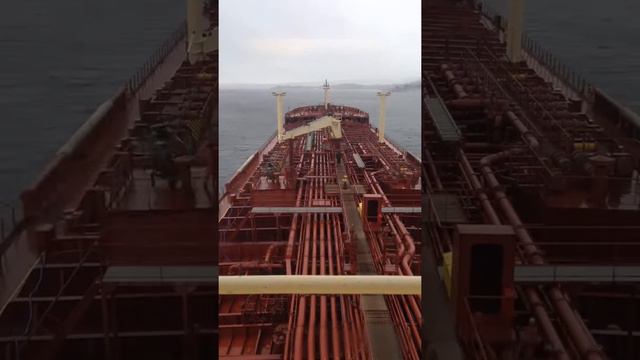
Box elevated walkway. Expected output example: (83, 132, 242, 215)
(336, 161, 403, 359)
(425, 97, 461, 143)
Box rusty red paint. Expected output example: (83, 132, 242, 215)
(424, 1, 640, 358)
(219, 103, 422, 359)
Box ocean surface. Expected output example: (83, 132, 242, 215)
(0, 0, 639, 211)
(219, 87, 421, 191)
(483, 0, 640, 112)
(0, 0, 184, 217)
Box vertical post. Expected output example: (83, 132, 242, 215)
(187, 0, 204, 64)
(110, 291, 122, 360)
(506, 0, 524, 62)
(179, 287, 196, 360)
(273, 92, 287, 142)
(323, 80, 330, 110)
(100, 283, 113, 360)
(288, 138, 295, 189)
(376, 91, 391, 143)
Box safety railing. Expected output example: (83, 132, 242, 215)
(478, 0, 640, 145)
(125, 19, 186, 94)
(517, 240, 640, 266)
(1, 20, 187, 246)
(468, 45, 575, 154)
(17, 245, 101, 355)
(477, 1, 593, 98)
(476, 1, 506, 30)
(521, 34, 593, 97)
(0, 200, 23, 246)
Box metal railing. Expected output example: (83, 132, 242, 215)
(125, 20, 187, 94)
(518, 240, 640, 266)
(477, 1, 593, 97)
(476, 1, 505, 30)
(0, 20, 188, 249)
(466, 44, 574, 154)
(521, 34, 593, 97)
(17, 246, 101, 355)
(0, 200, 23, 246)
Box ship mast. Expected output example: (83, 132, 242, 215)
(323, 79, 330, 110)
(187, 0, 217, 64)
(506, 0, 524, 62)
(273, 92, 286, 142)
(376, 91, 390, 143)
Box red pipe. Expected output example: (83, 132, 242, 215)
(292, 174, 313, 359)
(459, 148, 571, 358)
(319, 178, 329, 360)
(442, 64, 468, 98)
(459, 152, 501, 225)
(285, 173, 305, 275)
(335, 218, 352, 360)
(264, 244, 277, 263)
(479, 150, 604, 360)
(365, 171, 422, 350)
(505, 111, 540, 148)
(326, 213, 341, 359)
(307, 213, 317, 360)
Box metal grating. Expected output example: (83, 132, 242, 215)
(251, 207, 342, 214)
(425, 97, 461, 142)
(103, 266, 218, 284)
(353, 153, 366, 168)
(515, 265, 640, 284)
(382, 207, 421, 213)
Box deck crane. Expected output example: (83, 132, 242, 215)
(278, 116, 344, 189)
(280, 115, 343, 141)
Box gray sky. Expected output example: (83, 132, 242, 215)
(219, 0, 420, 85)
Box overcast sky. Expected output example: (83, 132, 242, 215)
(219, 0, 420, 85)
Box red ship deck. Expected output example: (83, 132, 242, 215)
(0, 7, 218, 359)
(423, 1, 640, 358)
(219, 105, 422, 359)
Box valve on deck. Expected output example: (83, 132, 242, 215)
(148, 122, 193, 189)
(341, 175, 349, 189)
(263, 162, 280, 183)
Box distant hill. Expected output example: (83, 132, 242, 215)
(390, 80, 420, 92)
(220, 79, 420, 91)
(268, 79, 420, 92)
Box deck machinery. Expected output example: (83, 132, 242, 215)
(424, 0, 640, 359)
(218, 90, 422, 358)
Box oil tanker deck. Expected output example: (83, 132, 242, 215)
(218, 86, 422, 359)
(0, 1, 217, 359)
(423, 0, 640, 359)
